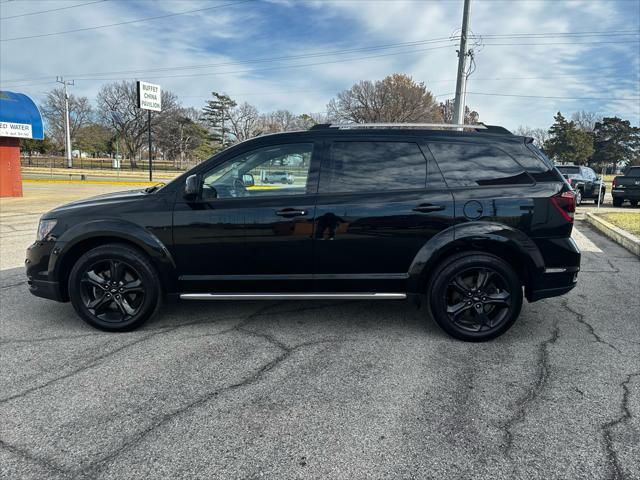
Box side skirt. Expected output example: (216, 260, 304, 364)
(179, 293, 407, 300)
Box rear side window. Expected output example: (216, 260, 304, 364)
(428, 143, 532, 187)
(321, 141, 426, 193)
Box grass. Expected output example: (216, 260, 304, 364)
(598, 212, 640, 237)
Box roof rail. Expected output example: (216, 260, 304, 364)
(310, 123, 487, 130)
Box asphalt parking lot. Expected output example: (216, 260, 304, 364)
(1, 184, 639, 479)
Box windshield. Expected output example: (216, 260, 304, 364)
(557, 166, 580, 175)
(624, 166, 640, 177)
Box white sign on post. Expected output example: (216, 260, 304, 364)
(0, 121, 33, 138)
(136, 81, 162, 112)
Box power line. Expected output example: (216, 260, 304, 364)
(1, 36, 456, 83)
(466, 92, 640, 101)
(0, 0, 253, 42)
(3, 35, 638, 86)
(0, 0, 108, 20)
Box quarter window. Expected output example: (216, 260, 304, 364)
(428, 143, 532, 187)
(321, 141, 426, 193)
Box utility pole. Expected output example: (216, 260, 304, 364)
(56, 76, 74, 168)
(452, 0, 472, 126)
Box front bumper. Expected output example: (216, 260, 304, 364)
(25, 240, 65, 302)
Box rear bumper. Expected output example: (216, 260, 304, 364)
(612, 189, 640, 200)
(527, 236, 580, 302)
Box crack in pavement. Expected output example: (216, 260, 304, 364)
(75, 330, 345, 478)
(560, 299, 622, 354)
(500, 319, 560, 459)
(601, 372, 639, 480)
(0, 329, 172, 404)
(0, 439, 72, 478)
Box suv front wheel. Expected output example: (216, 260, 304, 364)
(427, 252, 523, 341)
(68, 244, 161, 331)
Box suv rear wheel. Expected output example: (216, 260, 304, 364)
(68, 244, 161, 331)
(427, 252, 523, 341)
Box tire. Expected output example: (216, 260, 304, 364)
(68, 244, 161, 332)
(595, 190, 605, 204)
(575, 189, 583, 206)
(613, 197, 623, 207)
(427, 252, 523, 341)
(630, 200, 639, 208)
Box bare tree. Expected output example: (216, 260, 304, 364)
(229, 102, 262, 142)
(96, 81, 179, 167)
(571, 110, 602, 132)
(327, 74, 441, 123)
(439, 99, 479, 124)
(41, 87, 93, 152)
(513, 125, 551, 147)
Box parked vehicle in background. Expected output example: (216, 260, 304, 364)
(263, 171, 295, 184)
(26, 123, 580, 342)
(556, 165, 606, 206)
(611, 166, 640, 207)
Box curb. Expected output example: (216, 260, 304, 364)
(585, 212, 640, 257)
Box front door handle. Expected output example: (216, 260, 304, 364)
(276, 208, 307, 217)
(413, 204, 445, 213)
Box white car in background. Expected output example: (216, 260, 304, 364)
(263, 171, 295, 184)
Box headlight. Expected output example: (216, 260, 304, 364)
(37, 219, 57, 241)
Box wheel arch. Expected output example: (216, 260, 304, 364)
(51, 220, 176, 301)
(408, 222, 545, 296)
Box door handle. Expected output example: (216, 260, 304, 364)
(276, 208, 307, 217)
(413, 204, 445, 213)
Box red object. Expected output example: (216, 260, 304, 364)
(550, 191, 576, 222)
(0, 137, 23, 197)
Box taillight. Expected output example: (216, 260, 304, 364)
(550, 191, 576, 222)
(612, 179, 617, 188)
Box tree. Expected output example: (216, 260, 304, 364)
(543, 112, 594, 164)
(202, 92, 236, 146)
(75, 123, 113, 157)
(513, 125, 550, 148)
(439, 99, 479, 124)
(96, 81, 179, 167)
(20, 136, 54, 164)
(155, 107, 214, 168)
(228, 102, 262, 142)
(571, 111, 602, 132)
(41, 87, 92, 153)
(326, 73, 441, 123)
(592, 117, 640, 171)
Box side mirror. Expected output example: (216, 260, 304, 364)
(183, 174, 202, 200)
(242, 173, 255, 187)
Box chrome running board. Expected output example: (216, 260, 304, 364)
(179, 293, 406, 300)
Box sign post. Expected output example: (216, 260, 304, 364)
(136, 81, 162, 182)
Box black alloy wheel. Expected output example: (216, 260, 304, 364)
(80, 259, 145, 323)
(444, 267, 511, 333)
(428, 252, 523, 341)
(69, 244, 161, 331)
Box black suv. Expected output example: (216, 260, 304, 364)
(556, 165, 606, 206)
(26, 124, 580, 341)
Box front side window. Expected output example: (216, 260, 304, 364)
(202, 143, 314, 199)
(428, 143, 532, 187)
(321, 141, 426, 193)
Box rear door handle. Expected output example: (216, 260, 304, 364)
(276, 208, 307, 217)
(413, 204, 445, 213)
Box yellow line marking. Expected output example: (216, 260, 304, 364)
(24, 179, 155, 186)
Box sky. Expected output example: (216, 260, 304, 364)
(1, 0, 639, 130)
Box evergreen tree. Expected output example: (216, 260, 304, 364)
(543, 112, 594, 164)
(592, 117, 640, 171)
(202, 92, 236, 147)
